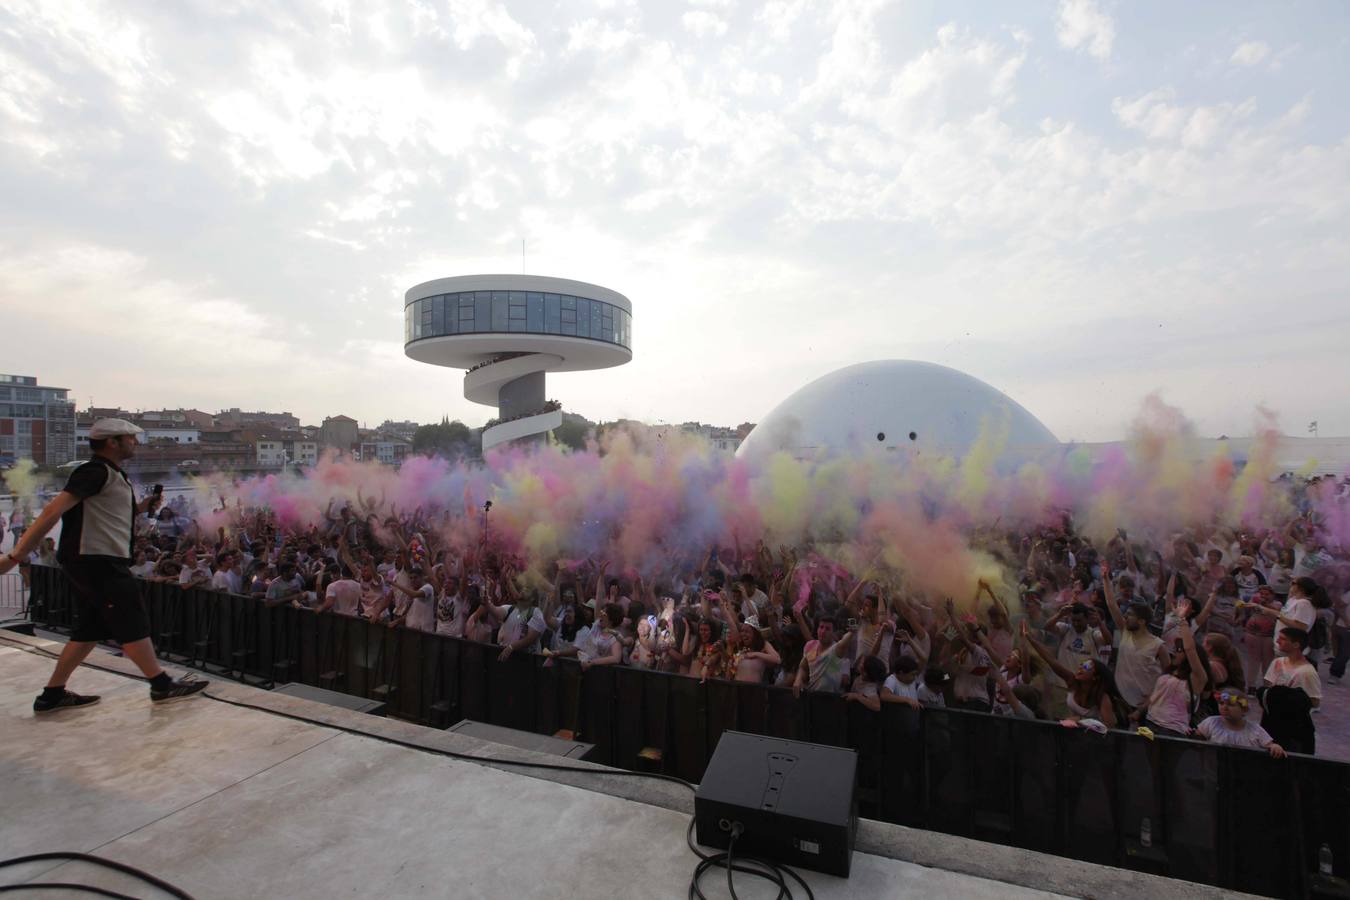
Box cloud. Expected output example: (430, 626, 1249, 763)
(1055, 0, 1115, 60)
(1, 1, 1347, 441)
(682, 10, 728, 38)
(1230, 40, 1270, 67)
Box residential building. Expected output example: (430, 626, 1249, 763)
(256, 439, 286, 468)
(320, 415, 359, 452)
(0, 374, 77, 466)
(378, 419, 420, 441)
(359, 437, 411, 465)
(216, 408, 301, 430)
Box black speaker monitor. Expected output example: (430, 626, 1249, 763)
(694, 731, 858, 877)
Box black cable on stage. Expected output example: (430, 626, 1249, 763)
(0, 883, 139, 899)
(2, 633, 818, 899)
(0, 851, 195, 899)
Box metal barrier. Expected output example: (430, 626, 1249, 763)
(22, 566, 1350, 897)
(0, 571, 28, 616)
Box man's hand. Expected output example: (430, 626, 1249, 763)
(1268, 742, 1287, 759)
(499, 644, 514, 662)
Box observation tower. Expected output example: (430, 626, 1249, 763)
(403, 275, 633, 451)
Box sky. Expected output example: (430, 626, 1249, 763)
(1, 0, 1347, 442)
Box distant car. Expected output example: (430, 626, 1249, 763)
(177, 459, 199, 468)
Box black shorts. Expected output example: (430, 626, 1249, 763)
(63, 558, 151, 644)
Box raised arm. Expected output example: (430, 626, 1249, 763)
(1193, 589, 1217, 629)
(1101, 565, 1125, 630)
(1021, 620, 1073, 684)
(1175, 603, 1209, 695)
(0, 492, 80, 573)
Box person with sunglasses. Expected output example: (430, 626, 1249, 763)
(1191, 690, 1286, 758)
(1021, 620, 1128, 728)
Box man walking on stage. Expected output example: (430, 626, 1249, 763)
(0, 418, 207, 712)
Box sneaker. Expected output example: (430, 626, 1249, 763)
(33, 690, 101, 714)
(150, 678, 208, 704)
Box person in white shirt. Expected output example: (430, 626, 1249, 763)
(1102, 569, 1167, 711)
(1192, 690, 1286, 757)
(386, 567, 436, 632)
(128, 550, 156, 579)
(177, 550, 210, 589)
(490, 583, 546, 661)
(880, 655, 922, 709)
(209, 552, 242, 595)
(1248, 576, 1319, 653)
(319, 569, 364, 617)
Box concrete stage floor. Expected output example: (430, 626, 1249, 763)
(0, 631, 1253, 900)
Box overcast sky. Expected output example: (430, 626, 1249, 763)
(2, 0, 1347, 441)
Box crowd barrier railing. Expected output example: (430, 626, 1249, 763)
(22, 566, 1350, 898)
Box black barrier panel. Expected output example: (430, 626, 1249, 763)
(736, 683, 769, 738)
(642, 671, 671, 769)
(1290, 754, 1350, 898)
(1010, 719, 1059, 854)
(847, 704, 883, 819)
(1160, 739, 1218, 885)
(488, 653, 537, 732)
(535, 657, 562, 736)
(765, 687, 807, 744)
(298, 610, 320, 684)
(1061, 729, 1119, 867)
(612, 665, 647, 771)
(668, 676, 706, 784)
(1116, 734, 1168, 877)
(806, 693, 849, 750)
(923, 708, 967, 836)
(580, 664, 616, 765)
(429, 636, 462, 728)
(965, 713, 1014, 844)
(1223, 746, 1296, 897)
(704, 678, 739, 759)
(400, 629, 429, 721)
(879, 704, 924, 827)
(459, 641, 490, 722)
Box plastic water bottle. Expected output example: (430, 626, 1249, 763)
(1140, 817, 1152, 849)
(1319, 843, 1333, 876)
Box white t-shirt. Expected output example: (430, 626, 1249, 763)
(178, 564, 209, 586)
(1055, 623, 1101, 669)
(1115, 627, 1164, 708)
(952, 646, 992, 702)
(1264, 657, 1322, 702)
(497, 605, 546, 651)
(404, 584, 436, 633)
(211, 570, 241, 594)
(1196, 716, 1274, 750)
(1273, 596, 1315, 650)
(435, 593, 468, 636)
(882, 675, 919, 701)
(129, 561, 155, 578)
(917, 684, 946, 707)
(326, 579, 363, 616)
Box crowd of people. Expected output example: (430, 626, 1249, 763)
(18, 463, 1344, 761)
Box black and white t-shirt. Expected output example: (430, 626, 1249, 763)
(58, 458, 135, 564)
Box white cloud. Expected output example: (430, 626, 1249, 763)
(1055, 0, 1115, 60)
(1, 1, 1348, 439)
(1231, 40, 1270, 66)
(682, 10, 729, 38)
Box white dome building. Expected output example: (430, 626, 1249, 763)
(737, 360, 1057, 464)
